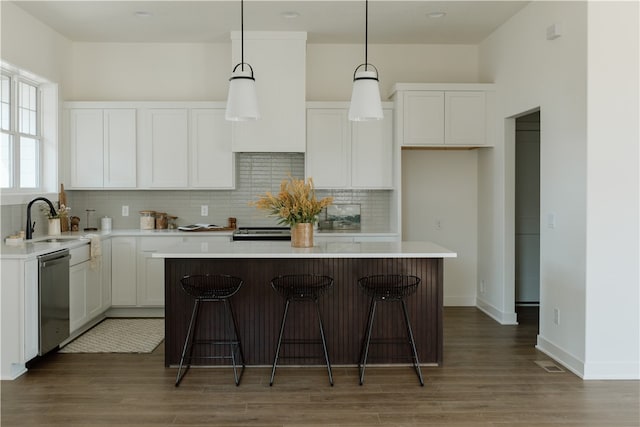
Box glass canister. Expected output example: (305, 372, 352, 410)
(167, 215, 178, 229)
(155, 212, 168, 229)
(139, 210, 156, 230)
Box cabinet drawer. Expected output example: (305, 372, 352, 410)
(139, 237, 180, 252)
(69, 244, 90, 266)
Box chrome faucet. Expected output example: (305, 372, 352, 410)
(26, 197, 57, 240)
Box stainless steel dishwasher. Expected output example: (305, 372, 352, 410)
(38, 249, 70, 355)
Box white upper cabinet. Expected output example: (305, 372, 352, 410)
(190, 109, 235, 189)
(68, 107, 136, 188)
(230, 32, 307, 153)
(306, 108, 349, 188)
(66, 102, 235, 190)
(139, 108, 189, 188)
(393, 83, 495, 147)
(445, 91, 486, 146)
(306, 103, 394, 190)
(402, 92, 445, 146)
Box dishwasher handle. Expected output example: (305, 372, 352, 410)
(39, 250, 70, 267)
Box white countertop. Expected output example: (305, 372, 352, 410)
(0, 229, 400, 260)
(0, 236, 92, 259)
(152, 240, 457, 259)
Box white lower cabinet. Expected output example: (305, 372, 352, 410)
(111, 237, 138, 306)
(137, 237, 177, 306)
(69, 244, 103, 334)
(101, 239, 112, 311)
(111, 235, 233, 308)
(1, 258, 38, 379)
(23, 259, 39, 363)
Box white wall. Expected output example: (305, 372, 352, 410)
(65, 41, 479, 102)
(0, 2, 71, 87)
(402, 150, 478, 306)
(67, 43, 230, 101)
(479, 1, 639, 379)
(307, 44, 480, 101)
(584, 2, 639, 380)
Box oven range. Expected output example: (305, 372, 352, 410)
(232, 227, 291, 241)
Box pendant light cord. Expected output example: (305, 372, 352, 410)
(364, 0, 368, 71)
(241, 0, 244, 71)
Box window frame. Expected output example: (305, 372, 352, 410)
(1, 64, 58, 205)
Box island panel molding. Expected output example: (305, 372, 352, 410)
(164, 256, 444, 367)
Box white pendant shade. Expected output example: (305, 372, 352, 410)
(225, 67, 259, 121)
(348, 69, 383, 121)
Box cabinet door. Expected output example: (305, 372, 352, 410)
(111, 237, 137, 306)
(86, 261, 102, 320)
(402, 91, 444, 146)
(69, 261, 88, 333)
(351, 108, 393, 189)
(231, 36, 306, 152)
(137, 253, 165, 306)
(24, 259, 39, 361)
(101, 239, 112, 311)
(140, 109, 189, 188)
(190, 109, 235, 189)
(69, 109, 104, 188)
(306, 109, 349, 188)
(137, 237, 175, 306)
(445, 91, 486, 145)
(104, 109, 136, 187)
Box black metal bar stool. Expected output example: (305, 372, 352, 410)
(175, 274, 245, 387)
(270, 274, 334, 386)
(358, 274, 424, 386)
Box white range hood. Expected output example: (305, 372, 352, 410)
(229, 31, 307, 153)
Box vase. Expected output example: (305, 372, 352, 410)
(48, 218, 61, 236)
(291, 223, 313, 248)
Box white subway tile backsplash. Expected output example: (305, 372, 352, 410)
(2, 153, 392, 235)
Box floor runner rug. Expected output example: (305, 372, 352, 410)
(59, 318, 164, 353)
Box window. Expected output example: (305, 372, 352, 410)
(1, 71, 42, 191)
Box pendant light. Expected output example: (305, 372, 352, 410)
(226, 0, 259, 121)
(348, 0, 383, 121)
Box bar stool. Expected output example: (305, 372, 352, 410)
(358, 274, 424, 386)
(270, 274, 334, 386)
(175, 274, 245, 387)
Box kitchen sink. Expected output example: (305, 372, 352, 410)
(30, 236, 89, 244)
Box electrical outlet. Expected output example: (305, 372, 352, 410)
(436, 219, 442, 230)
(122, 205, 129, 216)
(201, 205, 208, 216)
(553, 308, 560, 325)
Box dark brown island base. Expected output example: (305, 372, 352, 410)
(154, 241, 456, 368)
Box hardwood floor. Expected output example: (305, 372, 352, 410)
(2, 307, 638, 426)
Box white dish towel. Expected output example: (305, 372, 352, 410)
(86, 234, 102, 270)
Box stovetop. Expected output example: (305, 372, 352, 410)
(232, 227, 291, 241)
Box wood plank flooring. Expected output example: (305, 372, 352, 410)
(2, 307, 639, 426)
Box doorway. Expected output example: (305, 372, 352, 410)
(515, 111, 540, 309)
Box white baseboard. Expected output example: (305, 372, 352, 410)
(444, 296, 476, 306)
(476, 297, 518, 325)
(583, 361, 640, 380)
(106, 307, 165, 318)
(536, 334, 585, 378)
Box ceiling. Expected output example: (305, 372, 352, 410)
(12, 1, 528, 44)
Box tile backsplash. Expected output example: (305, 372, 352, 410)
(0, 153, 392, 236)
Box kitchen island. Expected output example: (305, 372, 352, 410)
(153, 241, 456, 367)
